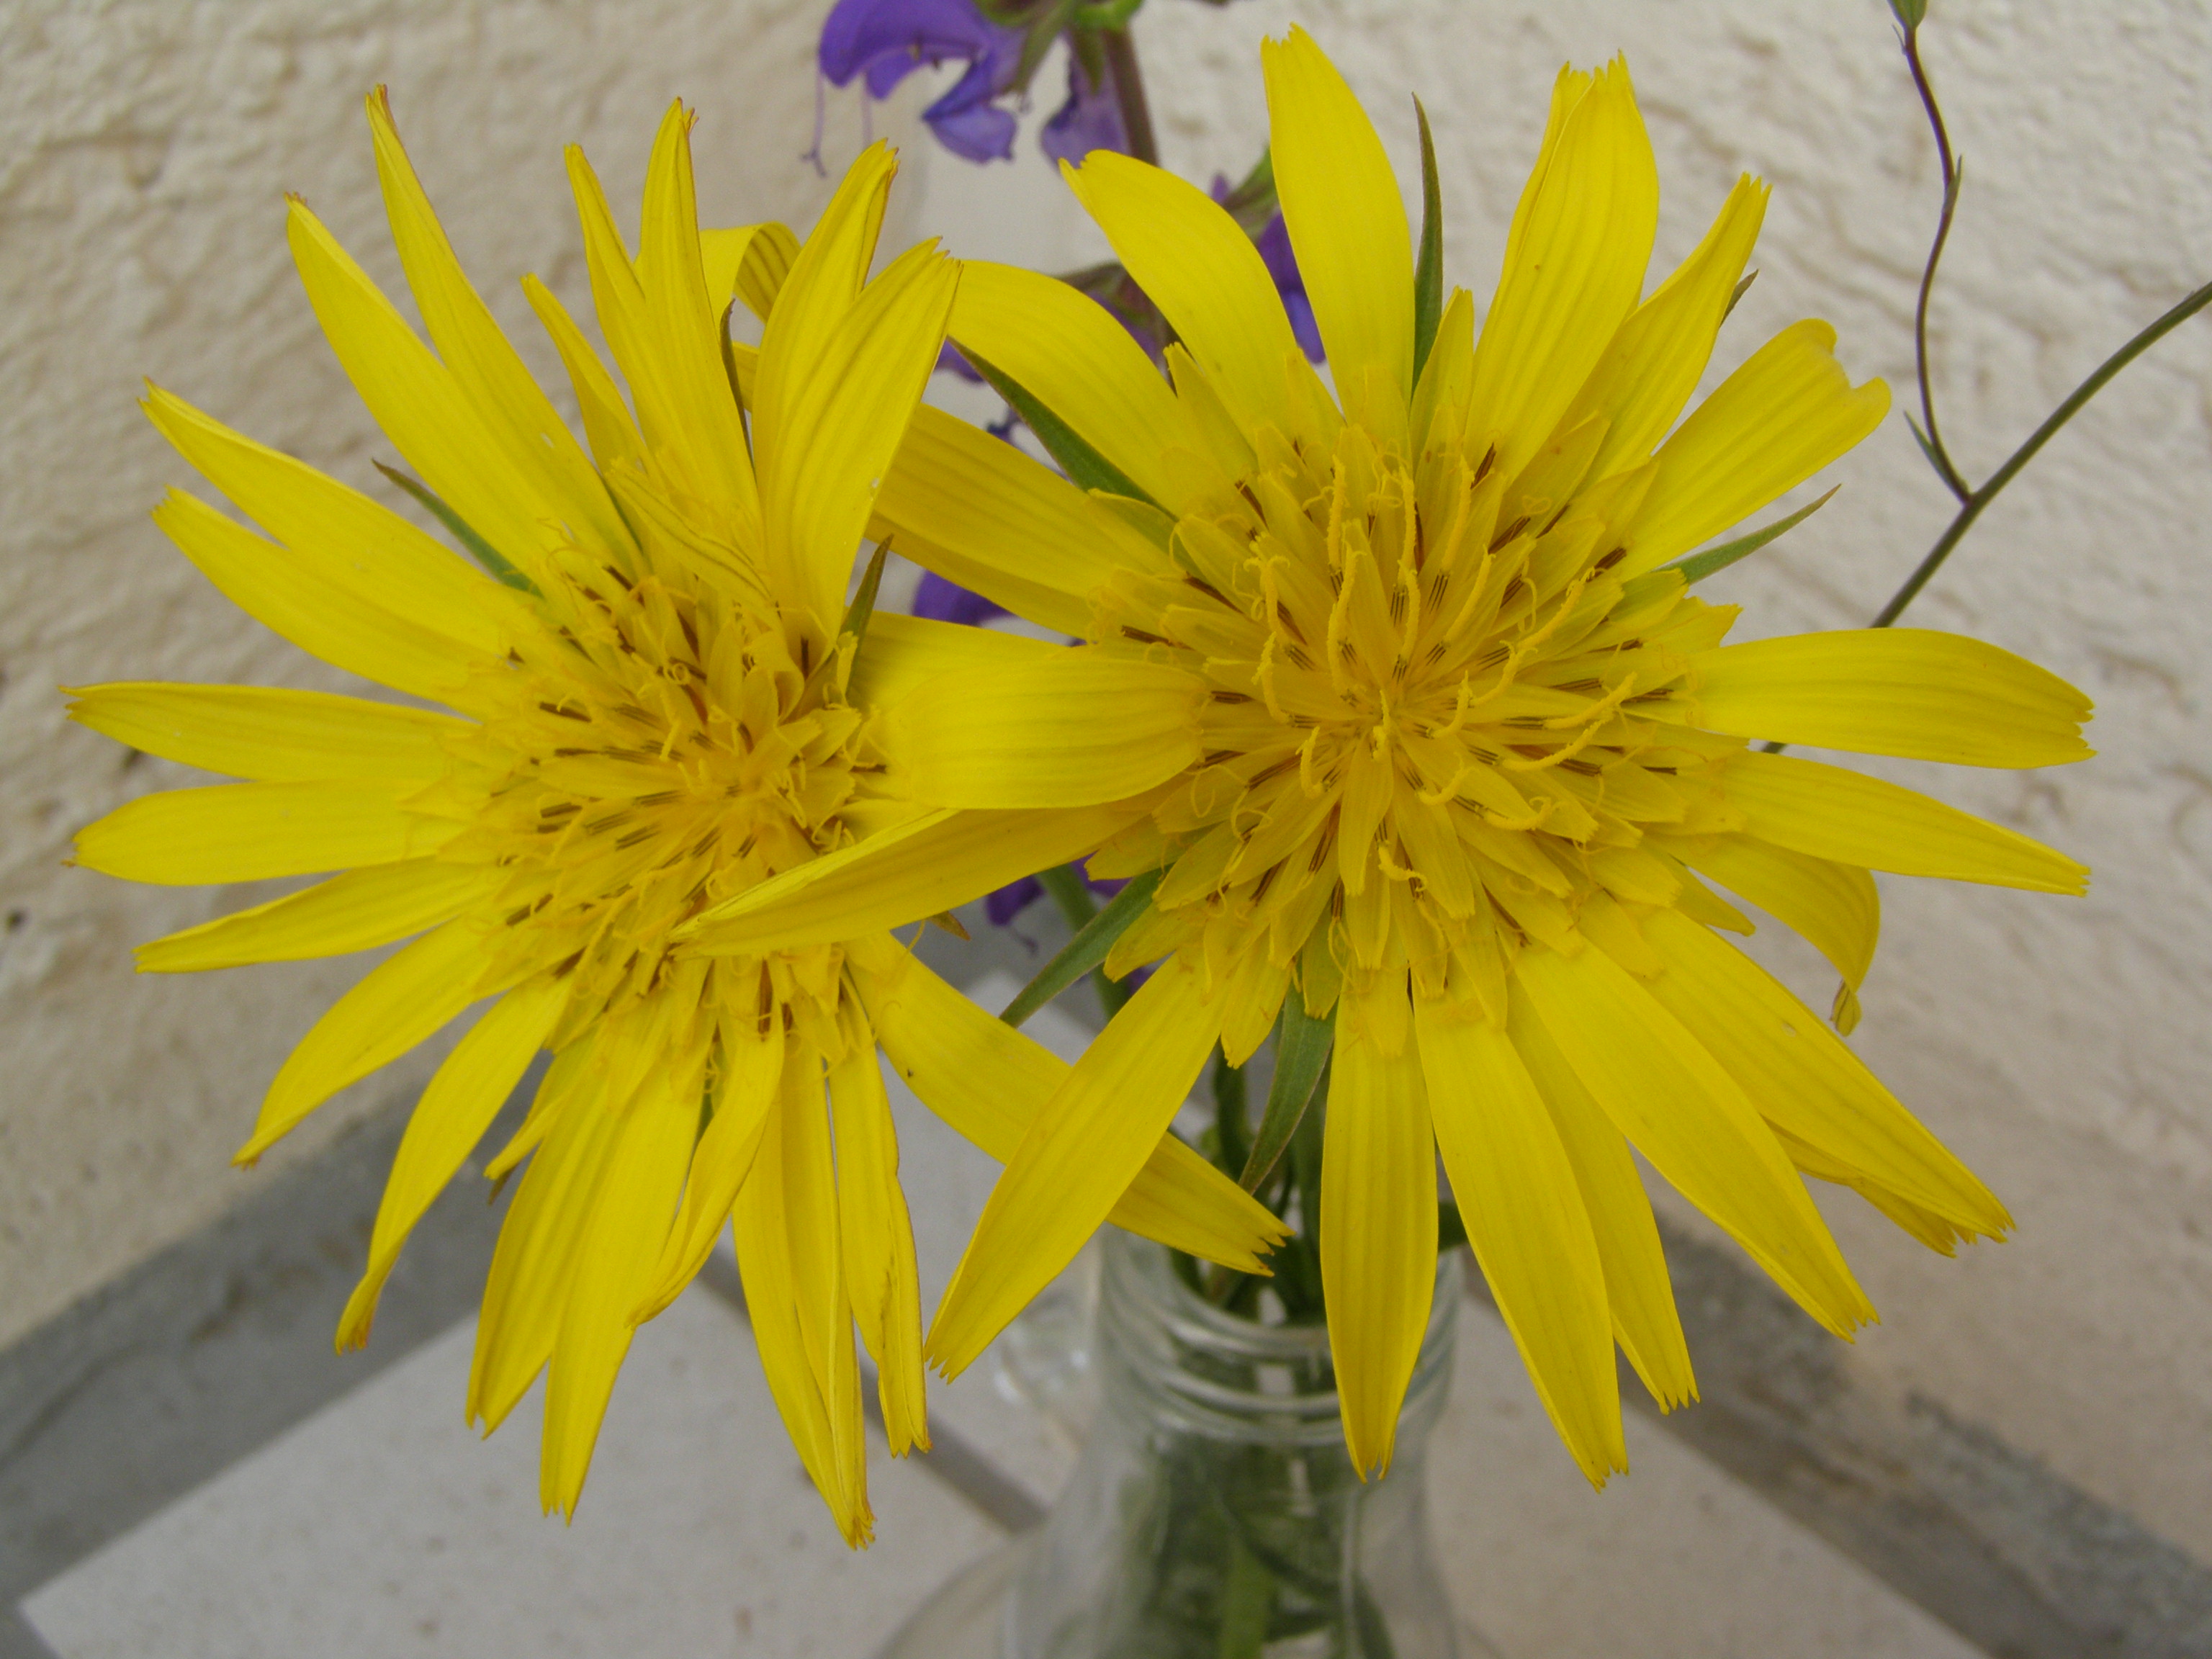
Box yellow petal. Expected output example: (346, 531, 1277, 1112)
(1640, 909, 2011, 1236)
(752, 141, 894, 443)
(1516, 942, 1875, 1338)
(760, 238, 958, 629)
(522, 274, 645, 475)
(1262, 27, 1413, 421)
(830, 1027, 930, 1456)
(1467, 59, 1659, 477)
(1323, 995, 1439, 1479)
(238, 917, 488, 1164)
(286, 199, 571, 575)
(540, 1060, 699, 1519)
(926, 955, 1223, 1378)
(771, 1051, 873, 1536)
(1692, 629, 2093, 768)
(881, 651, 1201, 809)
(564, 138, 765, 550)
(148, 485, 482, 708)
(636, 104, 774, 552)
(364, 89, 633, 563)
(68, 682, 467, 783)
(948, 261, 1196, 509)
(634, 1015, 783, 1324)
(853, 944, 1287, 1269)
(701, 221, 801, 323)
(1622, 318, 1889, 573)
(845, 612, 1059, 711)
(136, 859, 497, 973)
(145, 387, 523, 657)
(469, 1053, 625, 1431)
(732, 1097, 873, 1545)
(75, 779, 457, 886)
(682, 800, 1149, 956)
(750, 142, 909, 626)
(1722, 750, 2088, 894)
(873, 404, 1148, 637)
(1507, 998, 1695, 1409)
(338, 975, 566, 1349)
(1563, 172, 1768, 480)
(1417, 1002, 1623, 1484)
(1681, 832, 1878, 1003)
(1062, 150, 1304, 436)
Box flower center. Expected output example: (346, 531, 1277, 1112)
(443, 544, 866, 1045)
(1094, 417, 1743, 1012)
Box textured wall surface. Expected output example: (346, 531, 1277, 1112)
(5, 0, 2209, 1583)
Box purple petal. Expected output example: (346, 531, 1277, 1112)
(913, 570, 1010, 626)
(1039, 53, 1129, 170)
(923, 83, 1020, 163)
(936, 341, 986, 383)
(985, 876, 1043, 927)
(821, 0, 1025, 163)
(1253, 213, 1326, 363)
(1281, 289, 1325, 364)
(1251, 210, 1299, 290)
(822, 0, 1001, 86)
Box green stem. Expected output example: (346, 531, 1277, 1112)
(1101, 26, 1159, 167)
(1871, 278, 2212, 629)
(1035, 863, 1134, 1019)
(1900, 22, 1973, 505)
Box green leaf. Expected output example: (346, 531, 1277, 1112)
(1411, 96, 1445, 386)
(1887, 0, 1928, 29)
(1437, 1198, 1468, 1252)
(839, 540, 889, 654)
(1069, 0, 1144, 27)
(1723, 269, 1758, 323)
(960, 349, 1164, 511)
(1902, 411, 1952, 482)
(1238, 995, 1333, 1192)
(1665, 485, 1840, 585)
(374, 462, 534, 593)
(1213, 148, 1280, 240)
(999, 868, 1164, 1030)
(1212, 1049, 1250, 1179)
(1218, 1533, 1276, 1659)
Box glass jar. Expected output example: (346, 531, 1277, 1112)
(884, 1231, 1475, 1659)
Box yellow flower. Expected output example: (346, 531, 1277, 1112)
(691, 32, 2092, 1485)
(69, 94, 1282, 1541)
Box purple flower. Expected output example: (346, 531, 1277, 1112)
(1213, 174, 1325, 364)
(984, 871, 1127, 931)
(985, 876, 1045, 928)
(935, 341, 986, 383)
(819, 0, 1025, 163)
(1039, 49, 1129, 170)
(913, 570, 1010, 627)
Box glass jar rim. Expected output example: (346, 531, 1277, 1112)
(1094, 1230, 1463, 1445)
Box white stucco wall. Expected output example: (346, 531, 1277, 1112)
(5, 0, 2208, 1574)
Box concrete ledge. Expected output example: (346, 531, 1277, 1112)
(0, 1073, 532, 1605)
(1634, 1220, 2212, 1659)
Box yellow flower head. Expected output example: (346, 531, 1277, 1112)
(694, 32, 2092, 1485)
(68, 95, 1282, 1541)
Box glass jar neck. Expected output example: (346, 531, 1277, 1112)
(1094, 1231, 1463, 1449)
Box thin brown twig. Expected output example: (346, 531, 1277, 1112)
(1902, 21, 1974, 504)
(1100, 26, 1159, 167)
